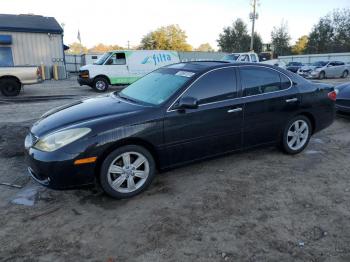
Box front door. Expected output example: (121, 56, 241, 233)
(103, 52, 130, 84)
(239, 66, 300, 148)
(162, 67, 243, 167)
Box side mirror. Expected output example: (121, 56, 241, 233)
(177, 96, 198, 110)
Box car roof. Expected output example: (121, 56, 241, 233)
(167, 61, 283, 73)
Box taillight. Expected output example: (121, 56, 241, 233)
(328, 90, 338, 101)
(37, 67, 42, 78)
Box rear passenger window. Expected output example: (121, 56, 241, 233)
(184, 67, 237, 104)
(240, 67, 290, 96)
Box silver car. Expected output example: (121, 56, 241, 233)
(297, 61, 349, 79)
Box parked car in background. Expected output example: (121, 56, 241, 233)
(78, 50, 180, 92)
(286, 62, 304, 73)
(298, 61, 349, 79)
(261, 59, 287, 69)
(222, 52, 259, 63)
(335, 83, 350, 113)
(0, 66, 42, 96)
(25, 61, 336, 199)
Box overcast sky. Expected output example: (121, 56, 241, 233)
(2, 0, 350, 49)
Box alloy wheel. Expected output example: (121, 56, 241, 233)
(107, 151, 150, 193)
(287, 120, 309, 151)
(95, 80, 106, 91)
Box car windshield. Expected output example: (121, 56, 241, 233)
(311, 61, 328, 67)
(288, 62, 301, 66)
(222, 54, 240, 61)
(94, 52, 112, 65)
(118, 69, 194, 105)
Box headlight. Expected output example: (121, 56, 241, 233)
(34, 128, 91, 152)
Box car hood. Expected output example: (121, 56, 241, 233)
(31, 93, 145, 137)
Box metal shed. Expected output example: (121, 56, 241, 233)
(0, 14, 65, 72)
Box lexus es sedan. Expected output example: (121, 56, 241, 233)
(335, 82, 350, 113)
(25, 62, 336, 199)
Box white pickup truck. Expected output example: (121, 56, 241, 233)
(221, 52, 259, 63)
(0, 66, 42, 96)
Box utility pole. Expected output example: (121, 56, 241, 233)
(127, 40, 130, 49)
(249, 0, 258, 51)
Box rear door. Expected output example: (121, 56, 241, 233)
(162, 67, 243, 167)
(238, 66, 300, 148)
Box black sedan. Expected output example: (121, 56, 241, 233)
(336, 82, 350, 113)
(25, 62, 336, 199)
(286, 62, 304, 73)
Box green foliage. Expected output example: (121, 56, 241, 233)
(140, 25, 192, 51)
(217, 19, 262, 53)
(291, 35, 308, 55)
(271, 22, 291, 56)
(195, 43, 214, 52)
(305, 9, 350, 53)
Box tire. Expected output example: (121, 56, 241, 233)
(319, 71, 325, 80)
(100, 145, 156, 199)
(281, 115, 312, 155)
(341, 70, 349, 78)
(0, 78, 21, 96)
(93, 77, 109, 92)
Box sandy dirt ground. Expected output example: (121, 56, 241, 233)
(0, 78, 350, 262)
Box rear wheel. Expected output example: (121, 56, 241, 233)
(0, 78, 21, 96)
(342, 70, 349, 78)
(100, 145, 156, 199)
(282, 116, 312, 154)
(319, 71, 325, 80)
(93, 77, 109, 92)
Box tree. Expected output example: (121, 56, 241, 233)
(88, 43, 124, 53)
(271, 22, 291, 56)
(305, 9, 350, 53)
(217, 19, 250, 52)
(195, 43, 214, 52)
(217, 18, 262, 53)
(292, 35, 308, 54)
(140, 25, 192, 51)
(66, 42, 88, 54)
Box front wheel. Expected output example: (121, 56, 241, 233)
(282, 116, 312, 154)
(100, 145, 156, 199)
(93, 77, 109, 92)
(341, 70, 349, 78)
(319, 71, 325, 80)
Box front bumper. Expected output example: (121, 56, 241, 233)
(77, 76, 93, 86)
(298, 71, 319, 79)
(25, 143, 97, 189)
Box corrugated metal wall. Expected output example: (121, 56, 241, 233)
(0, 31, 64, 67)
(279, 52, 350, 64)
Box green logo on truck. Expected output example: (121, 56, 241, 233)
(141, 53, 172, 66)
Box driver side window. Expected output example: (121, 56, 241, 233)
(106, 53, 126, 65)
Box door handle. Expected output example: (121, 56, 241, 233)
(286, 98, 298, 103)
(227, 107, 242, 113)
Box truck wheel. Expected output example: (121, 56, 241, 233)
(93, 77, 109, 92)
(0, 78, 21, 96)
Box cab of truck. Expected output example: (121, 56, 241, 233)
(222, 52, 259, 63)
